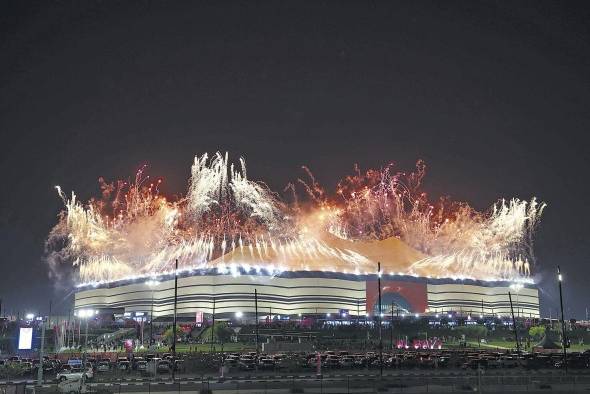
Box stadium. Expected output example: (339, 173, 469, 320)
(47, 153, 543, 321)
(73, 236, 540, 320)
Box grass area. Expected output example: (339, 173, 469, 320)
(567, 344, 590, 352)
(464, 340, 590, 352)
(134, 342, 255, 353)
(466, 340, 515, 350)
(171, 343, 254, 353)
(54, 342, 255, 355)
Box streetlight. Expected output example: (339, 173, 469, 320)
(145, 280, 161, 347)
(172, 259, 179, 382)
(25, 313, 35, 321)
(75, 309, 97, 349)
(377, 262, 383, 378)
(557, 266, 568, 374)
(510, 283, 524, 317)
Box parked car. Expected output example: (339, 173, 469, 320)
(173, 360, 185, 372)
(239, 359, 255, 371)
(57, 374, 90, 394)
(97, 361, 110, 372)
(21, 362, 33, 375)
(225, 355, 239, 367)
(258, 358, 275, 369)
(157, 360, 171, 372)
(340, 356, 355, 368)
(273, 354, 286, 368)
(136, 361, 148, 372)
(324, 355, 341, 368)
(56, 369, 85, 382)
(84, 367, 94, 381)
(500, 357, 520, 368)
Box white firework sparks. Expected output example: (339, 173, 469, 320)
(46, 153, 545, 286)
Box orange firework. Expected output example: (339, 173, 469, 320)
(46, 152, 545, 286)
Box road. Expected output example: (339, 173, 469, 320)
(3, 370, 590, 394)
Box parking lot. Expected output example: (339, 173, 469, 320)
(2, 347, 589, 385)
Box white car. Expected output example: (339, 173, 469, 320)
(58, 375, 90, 394)
(56, 370, 85, 382)
(57, 368, 93, 382)
(84, 367, 94, 380)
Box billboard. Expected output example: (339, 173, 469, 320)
(18, 327, 33, 350)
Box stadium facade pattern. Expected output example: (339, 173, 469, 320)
(75, 269, 539, 319)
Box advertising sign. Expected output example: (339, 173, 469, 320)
(18, 327, 33, 350)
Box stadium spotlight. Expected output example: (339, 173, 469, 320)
(77, 309, 96, 318)
(235, 311, 243, 318)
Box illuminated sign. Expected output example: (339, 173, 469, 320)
(18, 327, 33, 350)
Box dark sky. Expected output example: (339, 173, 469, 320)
(1, 1, 589, 318)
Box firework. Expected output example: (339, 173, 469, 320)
(46, 152, 545, 286)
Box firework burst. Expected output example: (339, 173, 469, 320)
(46, 152, 545, 286)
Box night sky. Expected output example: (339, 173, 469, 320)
(1, 1, 589, 318)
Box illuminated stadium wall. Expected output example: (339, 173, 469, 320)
(74, 271, 539, 318)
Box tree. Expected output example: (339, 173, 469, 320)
(203, 322, 232, 343)
(528, 325, 546, 340)
(163, 325, 183, 344)
(456, 325, 487, 340)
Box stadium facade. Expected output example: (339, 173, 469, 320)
(74, 269, 540, 320)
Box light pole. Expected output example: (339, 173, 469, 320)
(377, 262, 383, 378)
(66, 309, 71, 349)
(77, 315, 81, 349)
(37, 316, 45, 384)
(76, 309, 97, 350)
(508, 292, 520, 355)
(210, 297, 216, 353)
(357, 298, 360, 326)
(172, 259, 179, 381)
(145, 280, 161, 347)
(255, 289, 259, 355)
(557, 266, 568, 374)
(390, 305, 394, 350)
